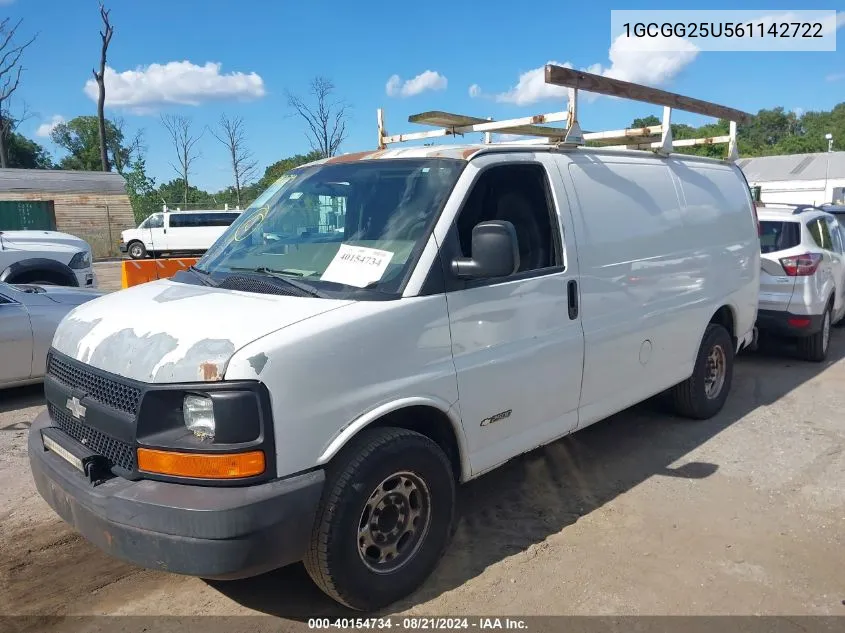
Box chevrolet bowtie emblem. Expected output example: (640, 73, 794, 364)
(66, 396, 86, 420)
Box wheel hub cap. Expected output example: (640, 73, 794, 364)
(704, 344, 726, 400)
(357, 472, 431, 574)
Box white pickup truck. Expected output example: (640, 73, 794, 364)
(0, 230, 97, 288)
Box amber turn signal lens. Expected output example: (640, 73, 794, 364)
(137, 448, 265, 479)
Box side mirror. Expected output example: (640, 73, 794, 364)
(451, 220, 520, 279)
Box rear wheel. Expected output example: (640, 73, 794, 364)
(671, 324, 734, 420)
(797, 304, 831, 362)
(304, 427, 456, 611)
(127, 241, 147, 259)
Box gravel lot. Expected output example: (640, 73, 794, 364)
(1, 262, 844, 631)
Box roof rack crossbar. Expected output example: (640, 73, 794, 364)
(377, 65, 751, 161)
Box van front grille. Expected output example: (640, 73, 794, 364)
(47, 352, 141, 415)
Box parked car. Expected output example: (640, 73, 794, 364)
(0, 230, 97, 288)
(757, 204, 845, 361)
(120, 209, 242, 259)
(28, 142, 760, 611)
(0, 282, 103, 390)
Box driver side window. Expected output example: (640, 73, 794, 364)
(455, 163, 561, 274)
(148, 214, 164, 229)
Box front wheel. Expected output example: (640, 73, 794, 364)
(127, 241, 147, 260)
(797, 305, 831, 362)
(671, 323, 734, 420)
(304, 427, 456, 611)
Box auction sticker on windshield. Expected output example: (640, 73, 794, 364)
(321, 244, 394, 288)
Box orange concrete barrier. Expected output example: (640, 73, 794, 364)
(121, 257, 198, 289)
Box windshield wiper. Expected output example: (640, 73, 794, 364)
(188, 265, 218, 287)
(228, 266, 327, 298)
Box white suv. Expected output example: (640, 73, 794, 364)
(757, 204, 845, 361)
(0, 230, 97, 288)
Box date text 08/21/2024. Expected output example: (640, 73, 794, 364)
(307, 617, 529, 630)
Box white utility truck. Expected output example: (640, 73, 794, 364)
(29, 66, 760, 611)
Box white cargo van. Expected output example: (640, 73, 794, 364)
(120, 209, 242, 259)
(28, 67, 760, 612)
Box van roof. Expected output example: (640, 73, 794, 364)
(301, 143, 734, 169)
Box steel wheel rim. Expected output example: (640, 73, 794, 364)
(823, 311, 830, 352)
(704, 344, 726, 400)
(357, 471, 432, 574)
(130, 244, 143, 258)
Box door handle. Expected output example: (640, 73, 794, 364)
(567, 279, 578, 320)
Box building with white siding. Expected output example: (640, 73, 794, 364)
(738, 151, 845, 207)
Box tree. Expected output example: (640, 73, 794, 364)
(258, 150, 322, 189)
(7, 132, 51, 169)
(160, 114, 203, 205)
(109, 116, 144, 175)
(51, 115, 129, 171)
(286, 76, 349, 158)
(210, 113, 257, 206)
(0, 18, 37, 168)
(92, 2, 114, 172)
(124, 157, 160, 223)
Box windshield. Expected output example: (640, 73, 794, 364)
(195, 158, 463, 296)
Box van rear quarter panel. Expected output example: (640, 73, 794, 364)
(560, 153, 758, 426)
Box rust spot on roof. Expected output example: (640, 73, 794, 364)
(324, 150, 378, 164)
(462, 148, 481, 159)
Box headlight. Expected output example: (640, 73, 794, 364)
(68, 251, 91, 269)
(183, 394, 215, 439)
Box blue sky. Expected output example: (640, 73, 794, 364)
(4, 0, 845, 195)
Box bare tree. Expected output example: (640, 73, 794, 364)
(160, 114, 203, 205)
(286, 76, 349, 158)
(110, 115, 145, 174)
(0, 19, 37, 168)
(92, 2, 113, 172)
(210, 113, 258, 206)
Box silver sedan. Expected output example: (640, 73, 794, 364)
(0, 282, 103, 389)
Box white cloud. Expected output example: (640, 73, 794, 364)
(471, 34, 699, 107)
(36, 115, 65, 138)
(385, 70, 447, 98)
(83, 61, 265, 111)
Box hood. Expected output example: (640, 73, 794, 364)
(0, 230, 89, 253)
(51, 278, 353, 383)
(11, 283, 103, 306)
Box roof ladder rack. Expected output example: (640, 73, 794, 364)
(377, 64, 752, 161)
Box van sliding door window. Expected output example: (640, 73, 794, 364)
(455, 164, 561, 275)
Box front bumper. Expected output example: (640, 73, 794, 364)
(756, 309, 825, 337)
(28, 410, 324, 580)
(118, 242, 128, 254)
(72, 269, 96, 288)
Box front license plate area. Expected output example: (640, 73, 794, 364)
(41, 427, 110, 484)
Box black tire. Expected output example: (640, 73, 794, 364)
(127, 241, 147, 259)
(671, 323, 734, 420)
(797, 304, 831, 363)
(304, 427, 456, 611)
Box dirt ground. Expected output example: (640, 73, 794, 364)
(1, 264, 844, 630)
